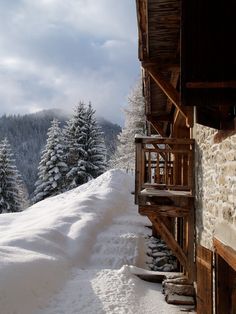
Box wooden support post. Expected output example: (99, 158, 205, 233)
(186, 208, 195, 282)
(135, 141, 142, 204)
(196, 246, 213, 314)
(148, 151, 151, 182)
(156, 152, 160, 183)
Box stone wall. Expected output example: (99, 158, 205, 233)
(194, 124, 236, 250)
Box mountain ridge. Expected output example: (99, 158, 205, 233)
(0, 110, 121, 197)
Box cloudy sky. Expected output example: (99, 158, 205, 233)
(0, 0, 140, 125)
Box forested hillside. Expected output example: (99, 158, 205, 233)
(0, 110, 121, 196)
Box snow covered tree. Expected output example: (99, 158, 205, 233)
(33, 119, 68, 203)
(83, 103, 107, 179)
(63, 102, 107, 190)
(110, 79, 146, 171)
(63, 103, 88, 188)
(0, 138, 26, 213)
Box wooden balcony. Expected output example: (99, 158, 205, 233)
(135, 136, 195, 281)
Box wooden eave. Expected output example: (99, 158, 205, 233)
(136, 0, 189, 135)
(136, 0, 148, 61)
(137, 0, 236, 131)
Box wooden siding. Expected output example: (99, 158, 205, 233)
(196, 245, 213, 314)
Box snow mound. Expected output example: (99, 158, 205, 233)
(0, 170, 134, 314)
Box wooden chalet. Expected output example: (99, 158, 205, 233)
(135, 0, 236, 313)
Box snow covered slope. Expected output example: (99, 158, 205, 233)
(0, 170, 190, 314)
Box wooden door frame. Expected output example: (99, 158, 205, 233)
(214, 237, 236, 314)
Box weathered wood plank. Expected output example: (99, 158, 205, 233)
(196, 245, 213, 314)
(186, 209, 195, 282)
(143, 183, 190, 191)
(136, 0, 148, 61)
(213, 237, 236, 271)
(135, 142, 142, 204)
(140, 188, 193, 197)
(143, 148, 191, 154)
(135, 136, 195, 145)
(139, 205, 190, 217)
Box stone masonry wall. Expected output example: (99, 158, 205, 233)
(195, 124, 236, 250)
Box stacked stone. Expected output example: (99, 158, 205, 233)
(195, 125, 236, 249)
(146, 236, 177, 272)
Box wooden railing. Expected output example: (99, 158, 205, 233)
(135, 136, 195, 203)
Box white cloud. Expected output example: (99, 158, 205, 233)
(0, 0, 140, 124)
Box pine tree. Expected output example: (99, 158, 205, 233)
(83, 103, 107, 179)
(63, 103, 88, 188)
(0, 138, 26, 213)
(33, 119, 68, 203)
(110, 79, 146, 171)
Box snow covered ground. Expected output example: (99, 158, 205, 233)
(0, 170, 193, 314)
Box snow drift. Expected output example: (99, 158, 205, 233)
(0, 170, 134, 314)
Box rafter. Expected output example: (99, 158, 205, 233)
(147, 117, 166, 137)
(143, 65, 193, 127)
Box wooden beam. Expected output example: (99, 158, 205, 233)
(186, 81, 236, 89)
(136, 0, 148, 61)
(165, 70, 180, 135)
(167, 70, 180, 113)
(139, 205, 190, 217)
(186, 210, 195, 282)
(135, 136, 195, 145)
(144, 65, 193, 127)
(148, 214, 188, 270)
(213, 237, 236, 271)
(135, 141, 142, 205)
(148, 117, 166, 137)
(145, 66, 180, 109)
(174, 109, 180, 125)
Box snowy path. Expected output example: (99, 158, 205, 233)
(0, 170, 193, 314)
(88, 210, 147, 269)
(35, 268, 187, 314)
(35, 202, 187, 314)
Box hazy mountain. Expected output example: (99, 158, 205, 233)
(0, 110, 121, 197)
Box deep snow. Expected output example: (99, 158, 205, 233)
(0, 170, 193, 314)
